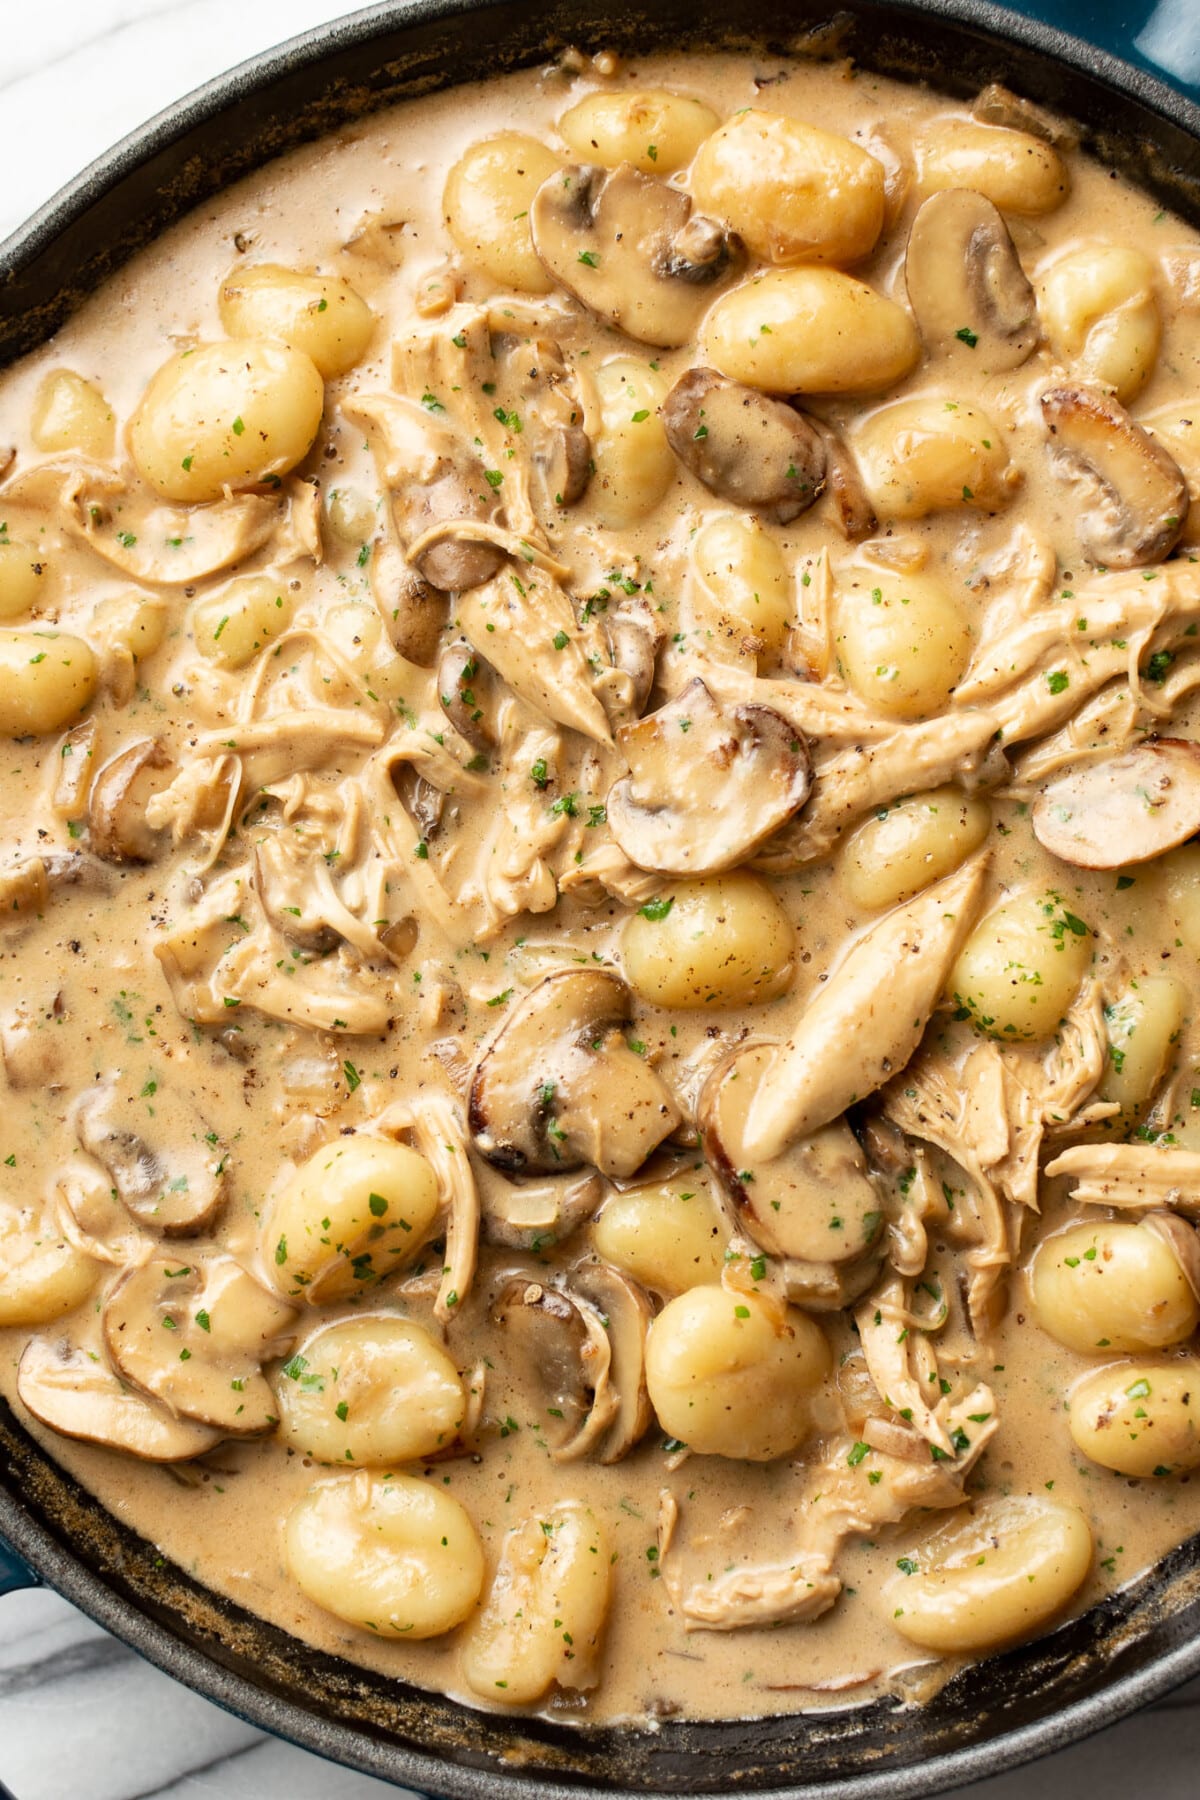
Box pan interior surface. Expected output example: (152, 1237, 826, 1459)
(3, 3, 1200, 1797)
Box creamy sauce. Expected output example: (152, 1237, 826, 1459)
(2, 45, 1200, 1727)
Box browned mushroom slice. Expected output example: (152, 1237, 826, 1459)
(534, 420, 592, 510)
(905, 190, 1038, 370)
(402, 468, 507, 592)
(1040, 387, 1188, 568)
(572, 1259, 653, 1463)
(971, 83, 1076, 147)
(1032, 739, 1200, 868)
(371, 541, 448, 665)
(701, 1043, 884, 1268)
(478, 1166, 604, 1251)
(607, 678, 812, 874)
(530, 164, 741, 349)
(74, 1084, 228, 1236)
(0, 850, 112, 928)
(103, 1253, 296, 1436)
(437, 639, 495, 754)
(17, 1336, 221, 1461)
(493, 1275, 618, 1459)
(469, 970, 682, 1180)
(599, 598, 661, 721)
(662, 368, 826, 523)
(87, 737, 173, 863)
(817, 422, 877, 541)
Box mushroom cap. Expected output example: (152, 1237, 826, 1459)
(1041, 386, 1188, 569)
(17, 1336, 221, 1461)
(1032, 739, 1200, 869)
(73, 1082, 228, 1236)
(607, 677, 812, 874)
(103, 1253, 297, 1435)
(905, 189, 1038, 370)
(661, 367, 827, 523)
(87, 738, 173, 864)
(572, 1258, 653, 1464)
(529, 163, 740, 348)
(493, 1273, 618, 1458)
(700, 1043, 883, 1266)
(468, 969, 682, 1180)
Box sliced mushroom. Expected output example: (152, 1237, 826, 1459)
(390, 762, 447, 841)
(87, 737, 172, 864)
(437, 639, 495, 753)
(662, 368, 826, 523)
(17, 1336, 221, 1461)
(65, 472, 280, 586)
(493, 1274, 617, 1458)
(530, 164, 740, 348)
(534, 420, 592, 510)
(0, 849, 112, 928)
(572, 1259, 653, 1462)
(493, 1260, 651, 1463)
(469, 970, 682, 1180)
(103, 1253, 296, 1436)
(905, 190, 1038, 369)
(701, 1044, 884, 1269)
(971, 83, 1076, 148)
(1032, 738, 1200, 868)
(598, 597, 661, 722)
(371, 541, 448, 665)
(1041, 386, 1188, 568)
(1, 993, 63, 1091)
(74, 1083, 228, 1236)
(607, 677, 812, 874)
(817, 422, 877, 541)
(51, 718, 99, 818)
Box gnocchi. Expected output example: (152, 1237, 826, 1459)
(691, 110, 885, 265)
(0, 1203, 98, 1328)
(644, 1285, 831, 1460)
(590, 356, 674, 528)
(30, 369, 114, 459)
(218, 263, 375, 377)
(557, 88, 718, 174)
(1068, 1359, 1200, 1477)
(275, 1315, 466, 1465)
(914, 120, 1070, 214)
(1030, 1220, 1199, 1354)
(701, 268, 921, 395)
(949, 892, 1092, 1042)
(0, 630, 97, 737)
(461, 1502, 611, 1702)
(265, 1136, 441, 1303)
(0, 540, 47, 621)
(192, 574, 293, 669)
(1095, 976, 1186, 1129)
(590, 1179, 728, 1295)
(887, 1497, 1093, 1653)
(841, 787, 991, 911)
(128, 339, 325, 503)
(833, 569, 972, 720)
(689, 515, 792, 660)
(1039, 245, 1161, 402)
(621, 872, 795, 1008)
(853, 398, 1017, 520)
(443, 134, 560, 293)
(285, 1471, 484, 1637)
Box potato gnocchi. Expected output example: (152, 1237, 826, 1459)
(4, 38, 1200, 1732)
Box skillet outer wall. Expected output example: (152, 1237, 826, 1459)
(3, 1, 1200, 1796)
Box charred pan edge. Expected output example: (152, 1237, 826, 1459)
(3, 2, 1200, 1797)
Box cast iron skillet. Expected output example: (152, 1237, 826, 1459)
(3, 1, 1200, 1794)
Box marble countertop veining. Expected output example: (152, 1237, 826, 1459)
(3, 1, 1200, 1794)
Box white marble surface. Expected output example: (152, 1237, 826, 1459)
(3, 2, 1200, 1796)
